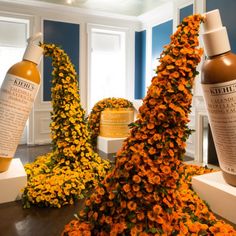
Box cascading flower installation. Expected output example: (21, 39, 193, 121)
(62, 14, 236, 235)
(22, 44, 110, 208)
(88, 97, 134, 147)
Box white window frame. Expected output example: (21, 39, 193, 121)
(87, 23, 133, 112)
(0, 11, 34, 144)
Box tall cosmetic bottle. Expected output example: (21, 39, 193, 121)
(0, 33, 43, 172)
(202, 9, 236, 186)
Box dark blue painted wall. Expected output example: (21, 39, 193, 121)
(152, 20, 173, 66)
(180, 4, 193, 22)
(43, 20, 80, 101)
(135, 30, 146, 99)
(206, 0, 236, 53)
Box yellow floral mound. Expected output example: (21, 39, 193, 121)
(88, 97, 134, 147)
(62, 14, 236, 235)
(22, 44, 110, 208)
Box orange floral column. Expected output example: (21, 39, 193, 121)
(62, 15, 236, 235)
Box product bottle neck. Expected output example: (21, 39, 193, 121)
(22, 59, 38, 66)
(207, 50, 231, 59)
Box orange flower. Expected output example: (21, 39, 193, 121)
(147, 123, 155, 129)
(127, 191, 134, 199)
(137, 212, 145, 221)
(147, 211, 155, 221)
(153, 175, 161, 184)
(163, 197, 174, 208)
(132, 175, 141, 184)
(172, 171, 179, 179)
(131, 154, 140, 165)
(168, 149, 175, 157)
(97, 187, 105, 195)
(148, 98, 157, 106)
(117, 156, 128, 166)
(123, 184, 131, 193)
(145, 183, 153, 193)
(85, 199, 91, 206)
(131, 227, 139, 236)
(153, 204, 162, 214)
(107, 201, 113, 207)
(120, 201, 127, 208)
(127, 201, 137, 211)
(124, 162, 133, 171)
(161, 165, 171, 174)
(136, 191, 143, 198)
(157, 216, 164, 224)
(132, 184, 140, 192)
(139, 233, 149, 236)
(94, 195, 102, 204)
(148, 147, 157, 155)
(93, 212, 98, 221)
(105, 216, 112, 224)
(108, 192, 115, 200)
(179, 222, 188, 234)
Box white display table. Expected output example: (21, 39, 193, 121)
(97, 136, 126, 154)
(192, 171, 236, 224)
(0, 158, 27, 204)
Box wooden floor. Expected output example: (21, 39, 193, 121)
(0, 144, 194, 236)
(0, 144, 83, 236)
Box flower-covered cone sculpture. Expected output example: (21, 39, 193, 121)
(88, 97, 134, 147)
(22, 44, 110, 208)
(62, 15, 236, 235)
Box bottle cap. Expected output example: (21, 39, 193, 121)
(23, 32, 44, 65)
(202, 9, 231, 56)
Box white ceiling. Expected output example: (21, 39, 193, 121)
(27, 0, 171, 16)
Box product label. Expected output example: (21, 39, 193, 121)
(202, 79, 236, 175)
(0, 74, 39, 158)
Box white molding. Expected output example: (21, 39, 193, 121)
(34, 138, 51, 145)
(0, 0, 139, 22)
(194, 0, 206, 14)
(195, 110, 207, 163)
(138, 2, 174, 29)
(145, 26, 153, 90)
(173, 0, 194, 30)
(39, 118, 51, 134)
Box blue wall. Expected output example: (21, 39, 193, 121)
(180, 4, 193, 22)
(43, 20, 80, 101)
(152, 20, 173, 66)
(135, 30, 146, 99)
(206, 0, 236, 53)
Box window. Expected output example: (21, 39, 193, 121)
(0, 17, 29, 86)
(0, 16, 29, 144)
(88, 26, 126, 111)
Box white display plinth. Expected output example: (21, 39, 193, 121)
(0, 158, 27, 204)
(192, 171, 236, 224)
(97, 136, 126, 153)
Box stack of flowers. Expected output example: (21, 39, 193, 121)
(22, 44, 110, 208)
(88, 97, 134, 147)
(62, 14, 236, 235)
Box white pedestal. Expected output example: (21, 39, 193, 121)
(0, 158, 27, 204)
(97, 136, 126, 153)
(192, 171, 236, 224)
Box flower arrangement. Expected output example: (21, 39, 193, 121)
(22, 44, 110, 208)
(88, 97, 134, 147)
(62, 14, 236, 235)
